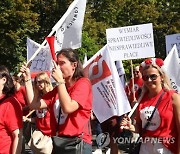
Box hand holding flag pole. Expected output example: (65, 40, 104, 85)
(130, 60, 136, 102)
(120, 88, 145, 130)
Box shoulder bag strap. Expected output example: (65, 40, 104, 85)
(56, 107, 61, 136)
(143, 91, 165, 131)
(136, 91, 165, 141)
(56, 107, 90, 138)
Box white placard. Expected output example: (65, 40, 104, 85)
(27, 38, 52, 72)
(106, 23, 155, 60)
(165, 33, 180, 57)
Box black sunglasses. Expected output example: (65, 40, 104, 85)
(134, 71, 140, 74)
(142, 74, 160, 81)
(35, 80, 45, 84)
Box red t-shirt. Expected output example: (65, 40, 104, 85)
(138, 90, 178, 153)
(43, 77, 92, 144)
(0, 96, 23, 154)
(35, 108, 56, 136)
(14, 86, 29, 116)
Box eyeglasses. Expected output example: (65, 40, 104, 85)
(134, 71, 140, 74)
(142, 74, 160, 81)
(35, 80, 45, 84)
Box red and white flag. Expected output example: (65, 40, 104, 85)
(83, 45, 131, 123)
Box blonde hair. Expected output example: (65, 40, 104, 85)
(34, 72, 53, 97)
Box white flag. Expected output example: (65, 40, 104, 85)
(84, 45, 131, 123)
(116, 60, 126, 87)
(116, 60, 125, 76)
(53, 0, 87, 51)
(27, 38, 52, 73)
(164, 45, 180, 93)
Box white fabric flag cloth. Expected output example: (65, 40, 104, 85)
(116, 60, 125, 76)
(164, 44, 180, 93)
(83, 45, 131, 123)
(53, 0, 87, 51)
(27, 37, 52, 73)
(83, 53, 88, 65)
(116, 60, 126, 87)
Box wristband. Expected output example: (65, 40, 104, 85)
(57, 80, 65, 86)
(25, 78, 31, 82)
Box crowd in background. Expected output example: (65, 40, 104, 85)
(0, 49, 180, 154)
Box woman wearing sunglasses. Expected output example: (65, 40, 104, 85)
(23, 72, 54, 136)
(121, 58, 180, 154)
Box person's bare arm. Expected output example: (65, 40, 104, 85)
(172, 93, 180, 154)
(20, 63, 47, 110)
(12, 129, 22, 154)
(51, 61, 79, 114)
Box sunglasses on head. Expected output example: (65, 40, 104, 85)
(142, 74, 160, 81)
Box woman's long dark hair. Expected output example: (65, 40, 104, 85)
(0, 65, 15, 98)
(56, 48, 84, 80)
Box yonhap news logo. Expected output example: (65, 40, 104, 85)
(96, 133, 175, 146)
(96, 132, 110, 148)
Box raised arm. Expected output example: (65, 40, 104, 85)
(51, 60, 79, 114)
(20, 63, 47, 110)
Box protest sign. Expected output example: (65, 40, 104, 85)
(27, 38, 52, 73)
(106, 23, 155, 60)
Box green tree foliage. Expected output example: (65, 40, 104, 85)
(0, 0, 39, 72)
(29, 0, 70, 43)
(87, 0, 179, 79)
(89, 0, 179, 59)
(0, 0, 179, 76)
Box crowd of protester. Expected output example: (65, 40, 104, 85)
(0, 48, 179, 154)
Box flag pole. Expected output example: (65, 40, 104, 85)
(130, 60, 136, 102)
(120, 88, 145, 130)
(128, 89, 145, 118)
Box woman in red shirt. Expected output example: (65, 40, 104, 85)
(121, 58, 180, 154)
(23, 72, 54, 136)
(0, 65, 23, 154)
(20, 48, 93, 154)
